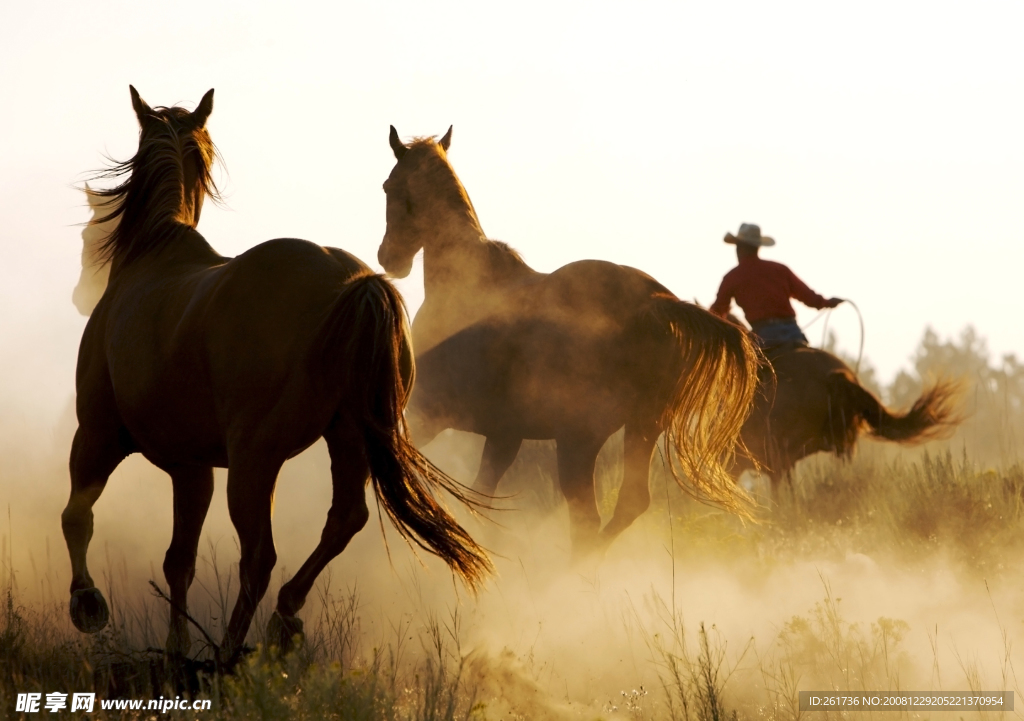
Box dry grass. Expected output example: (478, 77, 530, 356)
(0, 561, 482, 719)
(5, 447, 1024, 719)
(5, 325, 1024, 719)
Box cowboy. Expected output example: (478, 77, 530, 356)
(710, 223, 842, 347)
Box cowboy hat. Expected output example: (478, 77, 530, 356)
(724, 223, 775, 247)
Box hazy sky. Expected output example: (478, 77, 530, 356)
(3, 0, 1023, 426)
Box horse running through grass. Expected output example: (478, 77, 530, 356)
(62, 89, 491, 663)
(377, 127, 762, 558)
(733, 344, 961, 496)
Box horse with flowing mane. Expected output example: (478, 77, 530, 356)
(733, 343, 962, 496)
(377, 127, 762, 558)
(63, 89, 491, 663)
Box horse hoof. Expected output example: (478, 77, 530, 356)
(70, 588, 109, 633)
(166, 625, 192, 657)
(267, 611, 304, 652)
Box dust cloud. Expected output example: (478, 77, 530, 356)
(4, 393, 1023, 719)
(3, 193, 1023, 716)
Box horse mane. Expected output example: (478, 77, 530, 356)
(403, 138, 486, 235)
(90, 106, 221, 265)
(72, 184, 115, 316)
(488, 240, 524, 262)
(401, 139, 537, 280)
(482, 239, 534, 277)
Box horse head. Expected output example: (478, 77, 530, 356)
(90, 86, 220, 269)
(129, 86, 215, 228)
(378, 125, 481, 279)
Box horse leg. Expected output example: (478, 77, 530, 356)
(162, 465, 214, 656)
(220, 452, 283, 664)
(768, 463, 795, 504)
(555, 434, 604, 562)
(472, 435, 523, 496)
(271, 421, 369, 652)
(598, 421, 658, 548)
(62, 424, 128, 633)
(405, 396, 444, 448)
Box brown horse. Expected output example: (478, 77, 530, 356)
(62, 88, 491, 663)
(732, 344, 961, 496)
(377, 127, 762, 558)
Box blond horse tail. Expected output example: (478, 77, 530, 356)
(651, 297, 762, 517)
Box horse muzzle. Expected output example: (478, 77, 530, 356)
(378, 239, 414, 279)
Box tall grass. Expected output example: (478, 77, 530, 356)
(7, 327, 1024, 720)
(6, 441, 1024, 720)
(0, 552, 482, 719)
(5, 445, 1024, 718)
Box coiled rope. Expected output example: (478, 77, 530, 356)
(801, 299, 866, 378)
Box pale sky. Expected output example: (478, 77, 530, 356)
(3, 0, 1023, 426)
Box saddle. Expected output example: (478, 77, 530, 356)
(758, 339, 808, 364)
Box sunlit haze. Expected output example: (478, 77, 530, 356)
(4, 4, 1024, 715)
(3, 1, 1023, 427)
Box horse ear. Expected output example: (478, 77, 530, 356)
(192, 89, 214, 128)
(129, 85, 153, 126)
(83, 182, 99, 208)
(389, 126, 407, 160)
(439, 125, 452, 151)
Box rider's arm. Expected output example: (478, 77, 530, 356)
(709, 275, 735, 317)
(786, 267, 832, 310)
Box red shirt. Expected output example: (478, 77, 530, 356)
(710, 256, 829, 323)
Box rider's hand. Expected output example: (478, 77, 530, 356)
(827, 297, 844, 308)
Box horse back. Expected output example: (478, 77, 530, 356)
(90, 238, 372, 465)
(769, 346, 849, 386)
(743, 346, 862, 470)
(413, 258, 662, 353)
(196, 239, 371, 389)
(539, 259, 670, 317)
(411, 261, 681, 439)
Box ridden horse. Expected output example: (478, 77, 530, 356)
(376, 127, 762, 558)
(732, 344, 961, 496)
(62, 88, 491, 663)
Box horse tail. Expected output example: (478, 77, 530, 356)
(320, 273, 492, 591)
(650, 297, 762, 517)
(828, 371, 962, 445)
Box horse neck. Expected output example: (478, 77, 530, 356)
(423, 223, 484, 295)
(103, 117, 216, 272)
(415, 228, 538, 352)
(109, 224, 221, 283)
(108, 177, 216, 279)
(423, 227, 536, 300)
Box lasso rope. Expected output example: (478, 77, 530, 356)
(801, 300, 866, 378)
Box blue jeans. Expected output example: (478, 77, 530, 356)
(750, 318, 808, 347)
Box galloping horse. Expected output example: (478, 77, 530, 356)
(377, 127, 762, 558)
(732, 344, 961, 496)
(62, 89, 490, 662)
